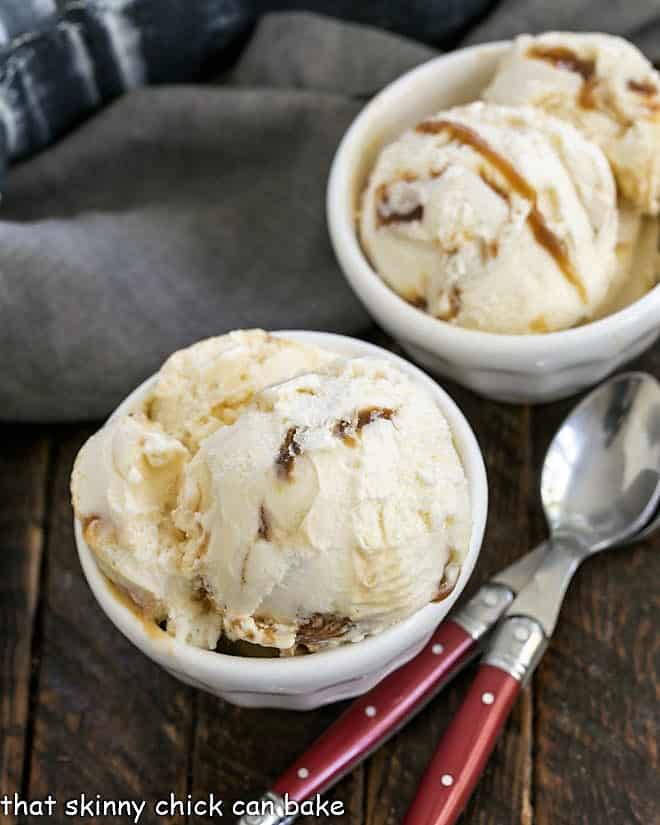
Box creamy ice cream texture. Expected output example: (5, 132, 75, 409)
(71, 331, 471, 654)
(484, 32, 660, 215)
(360, 102, 619, 334)
(180, 356, 469, 650)
(597, 207, 660, 319)
(72, 330, 333, 648)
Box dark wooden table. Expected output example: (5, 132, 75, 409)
(2, 333, 658, 825)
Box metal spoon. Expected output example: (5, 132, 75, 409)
(404, 371, 660, 825)
(508, 371, 660, 632)
(634, 503, 660, 541)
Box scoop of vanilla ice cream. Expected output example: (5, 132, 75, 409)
(71, 330, 332, 648)
(360, 102, 618, 333)
(178, 357, 470, 653)
(484, 32, 660, 215)
(147, 329, 333, 452)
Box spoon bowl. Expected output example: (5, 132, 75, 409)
(509, 371, 660, 637)
(633, 503, 660, 543)
(541, 372, 660, 554)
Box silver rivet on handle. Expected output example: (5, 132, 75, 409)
(451, 583, 515, 641)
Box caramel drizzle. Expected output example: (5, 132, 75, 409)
(275, 426, 302, 480)
(481, 239, 500, 261)
(415, 119, 587, 303)
(334, 407, 395, 447)
(527, 45, 599, 109)
(105, 578, 166, 639)
(527, 45, 595, 80)
(375, 169, 444, 227)
(436, 285, 462, 321)
(578, 77, 599, 110)
(479, 169, 510, 202)
(240, 549, 251, 584)
(432, 548, 461, 603)
(356, 406, 394, 429)
(529, 314, 550, 333)
(627, 78, 660, 113)
(528, 46, 660, 117)
(377, 201, 424, 226)
(296, 613, 352, 646)
(406, 294, 429, 311)
(333, 418, 355, 445)
(257, 504, 271, 540)
(432, 576, 457, 602)
(191, 578, 216, 612)
(628, 78, 658, 96)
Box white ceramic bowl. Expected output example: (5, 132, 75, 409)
(327, 43, 660, 404)
(75, 331, 487, 710)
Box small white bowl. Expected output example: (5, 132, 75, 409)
(327, 43, 660, 404)
(75, 331, 487, 710)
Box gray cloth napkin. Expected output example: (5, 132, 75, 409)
(1, 8, 658, 420)
(0, 13, 435, 421)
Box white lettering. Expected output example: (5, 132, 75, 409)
(208, 794, 224, 817)
(282, 794, 345, 817)
(168, 792, 185, 816)
(79, 794, 96, 817)
(65, 799, 78, 816)
(0, 795, 57, 817)
(130, 800, 146, 823)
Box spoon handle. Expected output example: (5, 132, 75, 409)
(237, 583, 516, 825)
(235, 543, 553, 825)
(272, 620, 478, 802)
(403, 664, 520, 825)
(404, 615, 547, 825)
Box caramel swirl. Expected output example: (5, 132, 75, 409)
(407, 294, 429, 311)
(415, 119, 587, 303)
(627, 78, 660, 113)
(296, 613, 352, 646)
(526, 45, 595, 80)
(378, 202, 424, 226)
(275, 426, 302, 480)
(375, 181, 424, 226)
(356, 406, 394, 430)
(628, 78, 658, 96)
(526, 46, 600, 109)
(435, 285, 462, 321)
(257, 504, 271, 540)
(334, 407, 395, 447)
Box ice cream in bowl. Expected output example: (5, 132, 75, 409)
(327, 34, 660, 403)
(72, 330, 487, 709)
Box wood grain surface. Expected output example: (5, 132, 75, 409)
(0, 339, 658, 825)
(0, 427, 51, 825)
